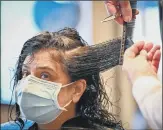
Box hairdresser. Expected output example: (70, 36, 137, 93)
(105, 0, 162, 129)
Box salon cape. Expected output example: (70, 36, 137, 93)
(1, 116, 115, 130)
(132, 76, 162, 129)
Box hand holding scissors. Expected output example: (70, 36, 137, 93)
(103, 0, 139, 24)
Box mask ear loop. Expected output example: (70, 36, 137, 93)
(51, 87, 67, 111)
(40, 85, 66, 112)
(51, 82, 74, 111)
(61, 82, 75, 110)
(61, 82, 75, 111)
(62, 82, 75, 88)
(62, 100, 72, 111)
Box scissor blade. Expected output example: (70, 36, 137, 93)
(101, 15, 116, 23)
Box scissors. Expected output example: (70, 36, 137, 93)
(101, 8, 137, 23)
(101, 13, 121, 23)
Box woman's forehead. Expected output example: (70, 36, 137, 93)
(23, 50, 60, 69)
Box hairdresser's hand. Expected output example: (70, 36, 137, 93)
(105, 0, 139, 24)
(122, 41, 161, 83)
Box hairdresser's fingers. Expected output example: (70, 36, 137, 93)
(143, 42, 154, 52)
(139, 50, 148, 60)
(135, 10, 139, 15)
(147, 45, 161, 61)
(151, 50, 161, 73)
(105, 1, 124, 24)
(105, 1, 139, 24)
(119, 1, 132, 22)
(105, 0, 119, 15)
(115, 8, 139, 24)
(124, 41, 145, 58)
(114, 16, 124, 24)
(132, 10, 139, 19)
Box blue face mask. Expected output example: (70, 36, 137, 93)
(15, 75, 72, 124)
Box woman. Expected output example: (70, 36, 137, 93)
(8, 27, 124, 130)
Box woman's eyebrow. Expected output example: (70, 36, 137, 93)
(35, 66, 56, 73)
(22, 64, 57, 74)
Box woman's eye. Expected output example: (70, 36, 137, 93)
(40, 72, 50, 80)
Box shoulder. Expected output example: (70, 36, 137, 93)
(62, 116, 116, 130)
(1, 120, 34, 130)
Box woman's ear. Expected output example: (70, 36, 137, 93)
(72, 79, 86, 103)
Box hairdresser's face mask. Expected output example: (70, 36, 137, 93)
(15, 75, 72, 124)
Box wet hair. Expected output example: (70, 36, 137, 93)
(8, 27, 125, 130)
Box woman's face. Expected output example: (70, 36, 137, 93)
(22, 50, 74, 107)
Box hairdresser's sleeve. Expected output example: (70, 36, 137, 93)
(132, 76, 162, 129)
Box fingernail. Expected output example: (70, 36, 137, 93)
(124, 16, 131, 22)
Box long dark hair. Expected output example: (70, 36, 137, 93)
(9, 27, 124, 130)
